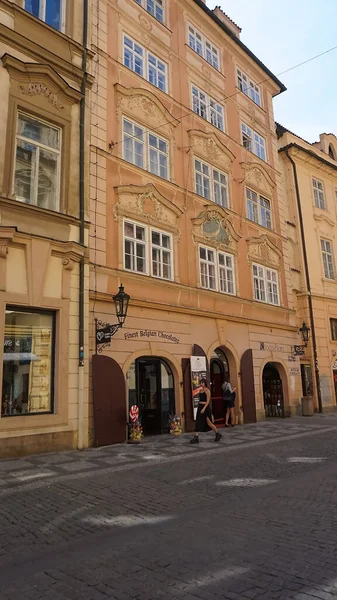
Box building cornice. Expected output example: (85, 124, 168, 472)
(279, 143, 337, 176)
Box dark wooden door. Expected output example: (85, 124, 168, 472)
(210, 358, 225, 425)
(182, 358, 194, 432)
(263, 365, 284, 418)
(92, 354, 126, 446)
(240, 349, 257, 424)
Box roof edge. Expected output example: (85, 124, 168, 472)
(193, 0, 286, 95)
(278, 142, 337, 172)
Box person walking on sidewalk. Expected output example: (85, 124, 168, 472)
(222, 376, 236, 428)
(190, 379, 222, 444)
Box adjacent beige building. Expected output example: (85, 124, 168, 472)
(0, 0, 91, 456)
(278, 124, 337, 412)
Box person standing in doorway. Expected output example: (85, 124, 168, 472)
(222, 376, 236, 427)
(190, 379, 222, 444)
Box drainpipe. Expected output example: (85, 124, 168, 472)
(285, 150, 323, 413)
(78, 0, 89, 448)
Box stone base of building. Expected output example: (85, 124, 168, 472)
(0, 431, 77, 459)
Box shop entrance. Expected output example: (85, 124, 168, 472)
(263, 363, 284, 417)
(127, 357, 175, 435)
(210, 348, 229, 426)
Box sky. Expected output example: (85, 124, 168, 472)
(206, 0, 337, 142)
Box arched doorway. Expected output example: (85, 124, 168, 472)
(126, 357, 175, 435)
(210, 348, 229, 426)
(263, 363, 284, 417)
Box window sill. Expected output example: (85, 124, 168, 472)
(241, 146, 268, 165)
(235, 86, 265, 113)
(192, 110, 225, 135)
(0, 195, 87, 226)
(186, 44, 224, 78)
(253, 298, 281, 308)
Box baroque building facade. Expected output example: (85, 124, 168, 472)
(90, 0, 306, 444)
(0, 0, 91, 456)
(278, 124, 337, 413)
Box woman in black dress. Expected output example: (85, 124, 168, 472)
(190, 379, 222, 444)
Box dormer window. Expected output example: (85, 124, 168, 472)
(329, 144, 336, 160)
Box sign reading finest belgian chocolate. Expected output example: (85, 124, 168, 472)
(124, 330, 180, 343)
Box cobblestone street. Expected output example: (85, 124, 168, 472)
(1, 415, 337, 599)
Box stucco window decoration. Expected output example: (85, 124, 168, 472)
(313, 178, 326, 210)
(188, 25, 220, 70)
(123, 118, 169, 180)
(199, 246, 235, 295)
(2, 308, 55, 417)
(135, 0, 164, 23)
(321, 239, 335, 280)
(194, 159, 228, 208)
(241, 123, 266, 161)
(14, 113, 61, 211)
(252, 263, 279, 305)
(123, 35, 168, 93)
(237, 69, 261, 107)
(124, 220, 173, 280)
(192, 86, 224, 132)
(246, 188, 271, 229)
(25, 0, 66, 32)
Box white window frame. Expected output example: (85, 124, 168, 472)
(192, 85, 224, 132)
(13, 112, 61, 212)
(150, 228, 174, 281)
(194, 158, 229, 208)
(25, 0, 66, 32)
(237, 68, 261, 107)
(199, 245, 236, 295)
(246, 188, 272, 229)
(252, 263, 280, 306)
(123, 219, 149, 275)
(188, 24, 220, 70)
(313, 178, 326, 210)
(134, 0, 164, 24)
(123, 34, 168, 93)
(123, 219, 174, 280)
(241, 122, 266, 161)
(122, 117, 169, 180)
(321, 238, 335, 280)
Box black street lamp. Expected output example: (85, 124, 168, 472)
(113, 284, 130, 327)
(299, 321, 310, 346)
(95, 284, 130, 353)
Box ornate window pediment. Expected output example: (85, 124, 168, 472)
(113, 184, 182, 238)
(240, 161, 275, 197)
(247, 234, 282, 268)
(115, 84, 179, 136)
(2, 54, 81, 113)
(314, 212, 336, 228)
(188, 129, 235, 171)
(192, 206, 240, 252)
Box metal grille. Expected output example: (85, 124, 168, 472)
(263, 378, 284, 418)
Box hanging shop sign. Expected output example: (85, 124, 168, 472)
(123, 330, 180, 343)
(190, 356, 207, 419)
(293, 345, 305, 356)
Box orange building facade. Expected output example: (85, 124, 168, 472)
(90, 0, 305, 442)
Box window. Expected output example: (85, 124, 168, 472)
(194, 159, 228, 207)
(330, 318, 337, 341)
(199, 246, 235, 295)
(124, 221, 173, 280)
(192, 86, 224, 131)
(246, 188, 271, 229)
(135, 0, 164, 23)
(188, 25, 219, 70)
(2, 308, 55, 417)
(313, 178, 326, 210)
(123, 118, 169, 179)
(25, 0, 65, 31)
(241, 123, 266, 161)
(151, 230, 172, 279)
(14, 113, 61, 212)
(321, 239, 335, 280)
(252, 264, 280, 305)
(123, 35, 168, 92)
(237, 69, 261, 106)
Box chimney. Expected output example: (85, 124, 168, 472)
(212, 6, 241, 38)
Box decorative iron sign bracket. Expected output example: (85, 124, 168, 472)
(293, 344, 306, 356)
(95, 319, 121, 354)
